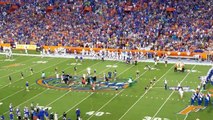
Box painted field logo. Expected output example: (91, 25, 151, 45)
(106, 65, 117, 68)
(36, 76, 137, 91)
(179, 106, 204, 115)
(33, 61, 48, 64)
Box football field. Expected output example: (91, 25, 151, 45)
(0, 54, 212, 120)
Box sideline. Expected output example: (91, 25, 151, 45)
(0, 53, 212, 66)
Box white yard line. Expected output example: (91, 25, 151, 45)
(57, 63, 135, 119)
(87, 64, 159, 120)
(43, 60, 118, 108)
(0, 57, 55, 89)
(58, 93, 94, 118)
(0, 55, 34, 65)
(0, 58, 67, 101)
(0, 89, 26, 101)
(151, 65, 196, 120)
(3, 90, 47, 114)
(86, 64, 136, 120)
(183, 114, 188, 120)
(118, 65, 174, 120)
(0, 57, 38, 78)
(3, 60, 103, 114)
(87, 90, 124, 120)
(46, 91, 71, 107)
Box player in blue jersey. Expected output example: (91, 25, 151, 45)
(9, 103, 13, 112)
(24, 107, 30, 120)
(76, 108, 80, 120)
(75, 56, 78, 62)
(204, 94, 210, 108)
(80, 56, 83, 62)
(44, 109, 49, 120)
(197, 94, 203, 106)
(9, 112, 13, 120)
(32, 110, 38, 120)
(16, 106, 20, 116)
(38, 108, 45, 120)
(26, 81, 29, 91)
(1, 115, 4, 120)
(191, 95, 195, 105)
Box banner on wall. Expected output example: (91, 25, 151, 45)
(16, 44, 37, 50)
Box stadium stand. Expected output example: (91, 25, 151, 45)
(0, 0, 212, 52)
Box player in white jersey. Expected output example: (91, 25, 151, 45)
(54, 112, 58, 120)
(5, 47, 12, 59)
(24, 45, 28, 54)
(56, 73, 59, 80)
(87, 68, 91, 75)
(179, 88, 184, 99)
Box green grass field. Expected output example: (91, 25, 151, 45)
(0, 54, 212, 120)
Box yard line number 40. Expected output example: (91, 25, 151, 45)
(86, 111, 111, 117)
(143, 116, 170, 120)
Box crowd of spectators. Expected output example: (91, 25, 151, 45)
(0, 0, 212, 53)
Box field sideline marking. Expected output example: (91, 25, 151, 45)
(3, 60, 103, 115)
(58, 92, 94, 118)
(0, 57, 56, 90)
(87, 90, 124, 120)
(0, 58, 66, 101)
(0, 57, 38, 79)
(0, 58, 68, 102)
(118, 65, 174, 120)
(183, 114, 188, 120)
(57, 62, 136, 119)
(46, 91, 71, 107)
(44, 60, 121, 108)
(0, 55, 29, 66)
(56, 61, 123, 118)
(151, 65, 196, 120)
(87, 63, 159, 120)
(3, 90, 47, 114)
(86, 64, 136, 120)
